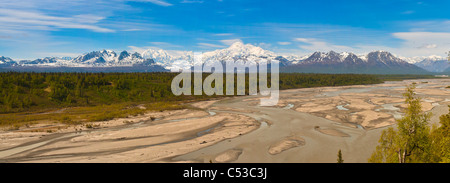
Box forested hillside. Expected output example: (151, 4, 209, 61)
(0, 72, 386, 114)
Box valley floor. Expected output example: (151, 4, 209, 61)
(1, 79, 449, 163)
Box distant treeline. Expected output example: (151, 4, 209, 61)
(279, 73, 382, 89)
(373, 74, 438, 81)
(0, 72, 430, 113)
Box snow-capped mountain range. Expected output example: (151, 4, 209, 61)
(280, 50, 429, 74)
(141, 49, 195, 69)
(413, 56, 450, 72)
(0, 42, 448, 73)
(399, 55, 446, 64)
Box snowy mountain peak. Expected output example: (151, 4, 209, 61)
(425, 55, 446, 61)
(413, 56, 449, 72)
(63, 50, 155, 67)
(367, 51, 404, 63)
(202, 42, 276, 63)
(229, 41, 245, 49)
(118, 51, 130, 60)
(0, 56, 14, 64)
(141, 48, 176, 67)
(304, 51, 357, 63)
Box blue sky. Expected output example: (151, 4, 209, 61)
(0, 0, 449, 60)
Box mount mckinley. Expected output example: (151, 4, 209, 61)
(0, 42, 446, 74)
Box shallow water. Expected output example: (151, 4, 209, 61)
(336, 104, 349, 111)
(283, 104, 294, 109)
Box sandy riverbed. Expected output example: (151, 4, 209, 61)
(1, 79, 449, 163)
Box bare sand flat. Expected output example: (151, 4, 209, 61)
(416, 88, 450, 95)
(214, 149, 243, 162)
(0, 132, 47, 151)
(268, 136, 305, 155)
(369, 97, 404, 105)
(345, 98, 376, 110)
(0, 111, 259, 162)
(356, 110, 394, 128)
(190, 100, 219, 109)
(314, 127, 350, 137)
(154, 109, 209, 121)
(295, 103, 335, 113)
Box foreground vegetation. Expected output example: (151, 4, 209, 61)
(0, 72, 434, 128)
(369, 84, 449, 163)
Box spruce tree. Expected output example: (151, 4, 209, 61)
(337, 149, 344, 163)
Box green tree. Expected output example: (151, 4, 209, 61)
(75, 79, 84, 97)
(66, 94, 75, 104)
(369, 84, 431, 163)
(337, 149, 344, 163)
(428, 108, 450, 163)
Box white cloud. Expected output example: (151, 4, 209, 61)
(149, 42, 184, 48)
(420, 44, 437, 49)
(213, 33, 233, 36)
(39, 52, 81, 58)
(277, 42, 291, 45)
(181, 0, 204, 3)
(0, 0, 134, 16)
(122, 28, 143, 31)
(293, 37, 353, 52)
(128, 46, 148, 53)
(254, 42, 272, 49)
(0, 8, 114, 33)
(392, 32, 450, 42)
(129, 0, 173, 6)
(391, 32, 450, 56)
(197, 43, 226, 48)
(0, 0, 181, 60)
(220, 39, 243, 46)
(404, 20, 450, 32)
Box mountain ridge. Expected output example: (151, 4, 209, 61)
(0, 43, 444, 74)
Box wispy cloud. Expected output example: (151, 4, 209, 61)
(122, 28, 144, 31)
(404, 20, 450, 32)
(293, 38, 353, 52)
(197, 43, 226, 48)
(0, 8, 114, 33)
(0, 0, 180, 59)
(181, 0, 204, 4)
(277, 42, 291, 45)
(38, 52, 82, 58)
(419, 44, 437, 49)
(392, 32, 450, 44)
(129, 0, 173, 6)
(128, 46, 149, 53)
(391, 31, 450, 56)
(288, 31, 450, 57)
(0, 0, 134, 15)
(220, 39, 243, 46)
(149, 42, 184, 48)
(213, 33, 233, 36)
